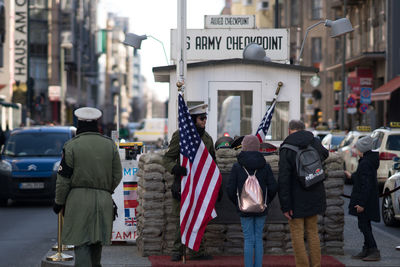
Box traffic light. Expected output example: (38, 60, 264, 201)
(317, 111, 323, 123)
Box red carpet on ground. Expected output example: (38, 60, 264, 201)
(148, 255, 345, 267)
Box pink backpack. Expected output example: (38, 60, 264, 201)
(237, 167, 267, 213)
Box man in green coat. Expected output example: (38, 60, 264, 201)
(54, 107, 122, 267)
(163, 103, 216, 261)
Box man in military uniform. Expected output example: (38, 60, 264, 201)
(54, 107, 122, 267)
(163, 103, 215, 261)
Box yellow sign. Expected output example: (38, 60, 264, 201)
(333, 81, 342, 91)
(356, 126, 371, 132)
(390, 122, 400, 128)
(12, 82, 27, 92)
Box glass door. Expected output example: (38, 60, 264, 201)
(208, 82, 262, 141)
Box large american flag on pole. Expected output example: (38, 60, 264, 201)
(255, 100, 276, 143)
(178, 94, 222, 251)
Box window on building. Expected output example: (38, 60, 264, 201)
(257, 0, 269, 10)
(265, 101, 289, 140)
(311, 0, 322, 20)
(291, 0, 299, 26)
(243, 0, 253, 6)
(334, 38, 341, 65)
(311, 37, 322, 64)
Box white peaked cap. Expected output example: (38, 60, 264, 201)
(74, 107, 102, 121)
(188, 103, 208, 115)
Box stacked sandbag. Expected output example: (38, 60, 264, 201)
(136, 152, 166, 256)
(162, 170, 178, 255)
(264, 223, 286, 254)
(322, 153, 345, 255)
(224, 224, 244, 254)
(204, 224, 227, 255)
(216, 149, 240, 173)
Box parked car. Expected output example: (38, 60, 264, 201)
(371, 125, 400, 185)
(0, 126, 76, 205)
(312, 127, 331, 141)
(321, 133, 346, 152)
(381, 158, 400, 226)
(337, 130, 372, 174)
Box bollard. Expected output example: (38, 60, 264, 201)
(52, 216, 74, 251)
(46, 213, 73, 262)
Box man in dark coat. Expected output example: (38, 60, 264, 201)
(162, 103, 215, 261)
(278, 120, 328, 267)
(345, 135, 380, 261)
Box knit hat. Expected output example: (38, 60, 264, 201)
(242, 135, 260, 151)
(356, 136, 373, 153)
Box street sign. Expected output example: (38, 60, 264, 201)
(48, 86, 61, 101)
(359, 103, 368, 114)
(347, 96, 356, 107)
(360, 87, 372, 104)
(205, 15, 255, 29)
(171, 28, 289, 62)
(347, 107, 357, 114)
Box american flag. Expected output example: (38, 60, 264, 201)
(178, 94, 222, 251)
(255, 100, 276, 143)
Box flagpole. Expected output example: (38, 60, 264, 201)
(271, 81, 283, 106)
(177, 0, 187, 263)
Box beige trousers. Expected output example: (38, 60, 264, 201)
(288, 215, 321, 267)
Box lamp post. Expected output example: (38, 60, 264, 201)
(296, 18, 353, 65)
(60, 42, 72, 125)
(123, 33, 169, 65)
(340, 0, 348, 130)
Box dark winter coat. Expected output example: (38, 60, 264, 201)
(348, 150, 380, 222)
(278, 130, 329, 218)
(227, 151, 278, 217)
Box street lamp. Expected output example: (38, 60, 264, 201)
(296, 18, 353, 64)
(123, 33, 169, 65)
(243, 43, 271, 62)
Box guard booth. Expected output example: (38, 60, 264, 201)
(153, 58, 318, 142)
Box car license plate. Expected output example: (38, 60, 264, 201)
(19, 182, 45, 189)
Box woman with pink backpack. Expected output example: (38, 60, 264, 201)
(227, 135, 278, 267)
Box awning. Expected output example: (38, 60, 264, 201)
(371, 76, 400, 101)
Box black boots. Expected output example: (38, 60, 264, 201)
(362, 248, 381, 261)
(351, 247, 368, 259)
(170, 253, 182, 261)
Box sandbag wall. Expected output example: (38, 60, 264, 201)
(136, 150, 344, 256)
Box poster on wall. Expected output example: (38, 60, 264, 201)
(111, 159, 139, 241)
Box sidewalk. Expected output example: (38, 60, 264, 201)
(40, 215, 400, 267)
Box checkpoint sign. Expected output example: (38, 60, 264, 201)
(359, 103, 368, 114)
(347, 95, 356, 108)
(360, 87, 372, 104)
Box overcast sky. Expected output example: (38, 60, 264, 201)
(98, 0, 226, 101)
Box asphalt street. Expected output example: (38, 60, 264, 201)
(0, 200, 57, 267)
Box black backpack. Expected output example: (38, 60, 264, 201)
(281, 144, 325, 188)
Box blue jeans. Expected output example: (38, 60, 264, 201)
(240, 215, 266, 267)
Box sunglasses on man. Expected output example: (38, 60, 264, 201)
(199, 115, 207, 121)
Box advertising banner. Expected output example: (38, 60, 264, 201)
(111, 159, 139, 241)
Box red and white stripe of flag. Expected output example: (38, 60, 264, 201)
(179, 142, 221, 251)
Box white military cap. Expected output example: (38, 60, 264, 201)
(74, 107, 102, 121)
(188, 103, 208, 115)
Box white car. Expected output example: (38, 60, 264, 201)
(321, 133, 346, 152)
(338, 131, 371, 174)
(371, 127, 400, 184)
(381, 159, 400, 226)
